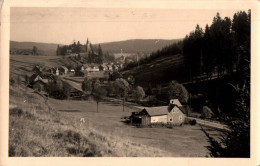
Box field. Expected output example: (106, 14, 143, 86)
(49, 98, 219, 157)
(10, 41, 59, 56)
(10, 54, 63, 78)
(8, 54, 220, 157)
(10, 86, 180, 156)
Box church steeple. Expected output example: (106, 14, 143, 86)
(86, 38, 92, 54)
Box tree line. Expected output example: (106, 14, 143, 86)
(82, 77, 146, 112)
(56, 39, 115, 64)
(122, 41, 182, 71)
(183, 10, 250, 81)
(123, 10, 250, 84)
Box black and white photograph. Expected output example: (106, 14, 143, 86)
(0, 0, 259, 165)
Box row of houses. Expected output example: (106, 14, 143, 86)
(80, 64, 100, 72)
(32, 65, 70, 76)
(130, 99, 189, 126)
(80, 63, 124, 72)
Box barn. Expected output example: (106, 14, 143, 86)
(130, 99, 188, 126)
(130, 106, 168, 125)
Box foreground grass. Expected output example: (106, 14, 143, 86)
(9, 85, 172, 157)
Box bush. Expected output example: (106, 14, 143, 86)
(168, 80, 189, 104)
(201, 106, 214, 119)
(52, 130, 102, 157)
(9, 107, 35, 120)
(10, 78, 15, 86)
(135, 122, 180, 128)
(47, 78, 71, 99)
(189, 119, 197, 125)
(74, 70, 85, 77)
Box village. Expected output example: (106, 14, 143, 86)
(7, 7, 251, 158)
(27, 58, 224, 129)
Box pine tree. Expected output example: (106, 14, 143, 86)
(202, 45, 250, 157)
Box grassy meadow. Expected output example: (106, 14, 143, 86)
(9, 85, 173, 157)
(10, 54, 63, 80)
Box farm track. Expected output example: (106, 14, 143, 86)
(187, 117, 228, 131)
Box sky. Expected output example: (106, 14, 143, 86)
(10, 7, 242, 45)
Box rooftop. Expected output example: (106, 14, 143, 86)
(143, 106, 168, 116)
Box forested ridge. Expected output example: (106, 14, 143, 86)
(123, 10, 250, 84)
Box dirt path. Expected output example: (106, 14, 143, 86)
(187, 117, 228, 131)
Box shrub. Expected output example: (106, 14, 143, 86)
(133, 86, 146, 102)
(189, 119, 197, 125)
(135, 122, 180, 128)
(74, 70, 85, 77)
(47, 77, 71, 99)
(168, 80, 189, 104)
(9, 107, 35, 120)
(10, 78, 15, 86)
(9, 145, 16, 156)
(201, 106, 214, 119)
(52, 130, 102, 157)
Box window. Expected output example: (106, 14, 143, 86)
(170, 118, 172, 121)
(179, 116, 182, 121)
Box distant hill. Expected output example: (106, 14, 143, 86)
(10, 38, 182, 56)
(97, 39, 182, 54)
(10, 41, 60, 56)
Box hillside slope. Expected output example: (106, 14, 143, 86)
(98, 39, 182, 54)
(122, 54, 187, 87)
(9, 85, 172, 157)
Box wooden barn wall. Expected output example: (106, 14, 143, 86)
(150, 115, 167, 123)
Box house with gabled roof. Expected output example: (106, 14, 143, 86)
(130, 99, 187, 125)
(29, 74, 48, 92)
(32, 65, 43, 74)
(58, 66, 68, 75)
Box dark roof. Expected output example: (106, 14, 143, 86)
(41, 73, 54, 79)
(168, 104, 190, 115)
(34, 79, 47, 85)
(30, 74, 42, 83)
(170, 99, 182, 106)
(179, 105, 190, 114)
(59, 66, 68, 70)
(32, 66, 42, 72)
(142, 106, 168, 116)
